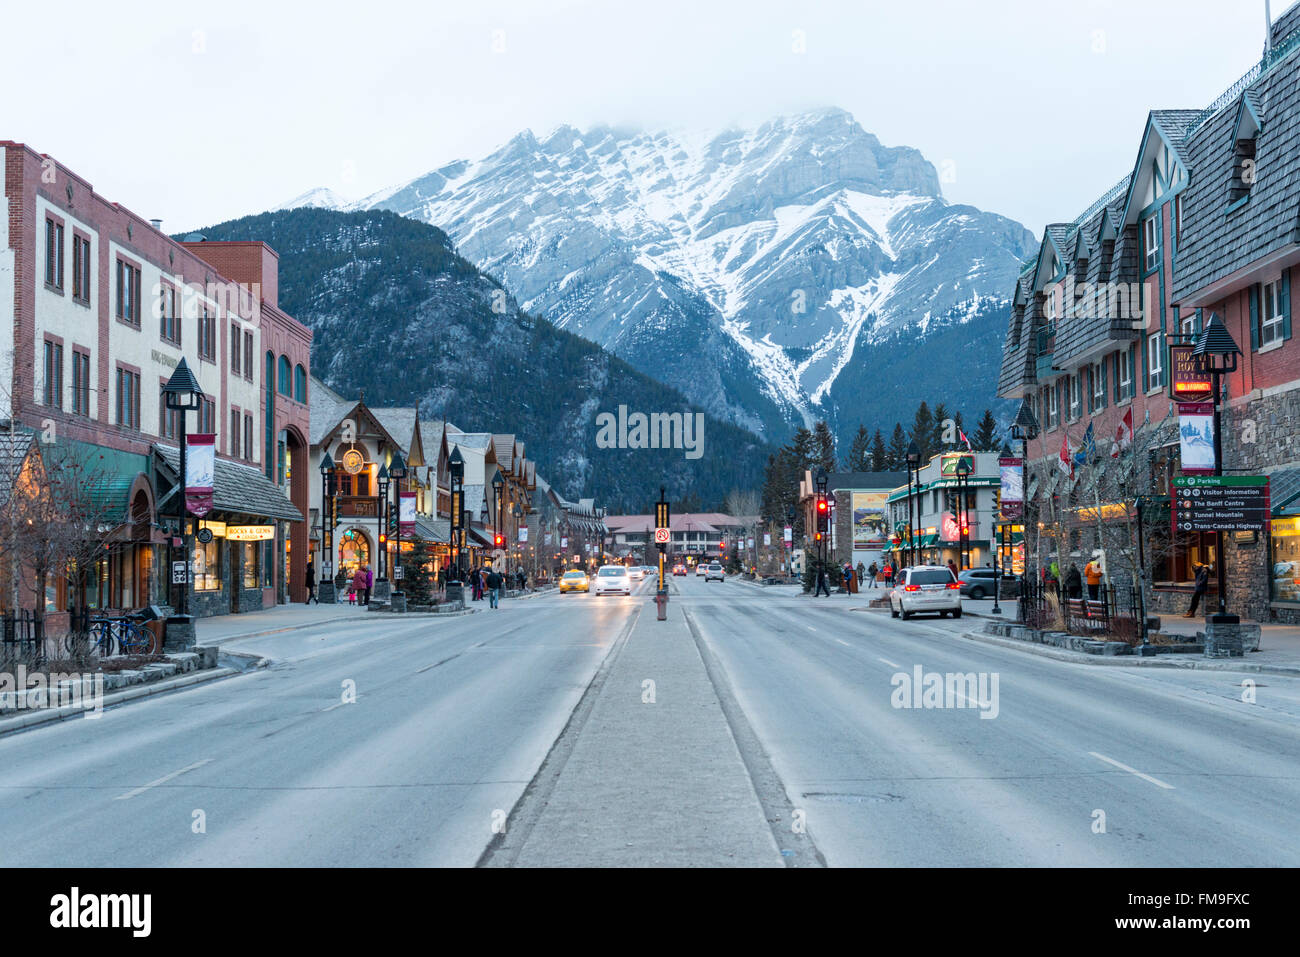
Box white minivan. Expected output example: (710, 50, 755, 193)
(888, 566, 963, 620)
(593, 564, 632, 596)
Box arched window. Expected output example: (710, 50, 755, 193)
(278, 354, 291, 396)
(294, 364, 307, 402)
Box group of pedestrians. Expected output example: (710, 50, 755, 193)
(470, 565, 530, 608)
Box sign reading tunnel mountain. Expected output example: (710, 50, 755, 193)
(1172, 475, 1270, 533)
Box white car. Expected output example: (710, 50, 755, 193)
(696, 563, 707, 577)
(628, 566, 646, 581)
(888, 566, 963, 620)
(593, 564, 632, 596)
(704, 563, 725, 582)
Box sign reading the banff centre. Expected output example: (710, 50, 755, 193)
(1172, 476, 1270, 533)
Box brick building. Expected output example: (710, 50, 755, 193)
(996, 4, 1300, 622)
(1, 141, 308, 618)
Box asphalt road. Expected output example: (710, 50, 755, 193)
(2, 571, 1297, 866)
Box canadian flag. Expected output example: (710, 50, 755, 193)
(1059, 431, 1075, 478)
(1110, 408, 1134, 457)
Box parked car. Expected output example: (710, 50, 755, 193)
(704, 563, 725, 582)
(594, 564, 632, 596)
(558, 570, 589, 594)
(889, 565, 962, 620)
(958, 567, 1007, 599)
(672, 564, 687, 576)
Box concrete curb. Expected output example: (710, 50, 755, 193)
(954, 628, 1300, 677)
(196, 614, 364, 646)
(0, 666, 239, 738)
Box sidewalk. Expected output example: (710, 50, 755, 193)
(194, 602, 372, 646)
(502, 598, 782, 866)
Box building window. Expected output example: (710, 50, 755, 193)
(231, 324, 242, 375)
(1068, 374, 1081, 421)
(43, 340, 63, 409)
(116, 367, 140, 429)
(1142, 215, 1160, 272)
(243, 542, 260, 589)
(1180, 310, 1196, 337)
(193, 539, 221, 591)
(159, 285, 180, 344)
(1118, 349, 1133, 400)
(1091, 362, 1104, 411)
(1175, 194, 1184, 245)
(244, 334, 254, 381)
(294, 364, 307, 403)
(197, 307, 216, 361)
(244, 413, 254, 463)
(45, 219, 64, 290)
(116, 260, 141, 324)
(1262, 280, 1284, 347)
(159, 381, 179, 439)
(71, 351, 91, 416)
(72, 235, 91, 302)
(1047, 382, 1059, 428)
(199, 397, 216, 436)
(230, 408, 241, 457)
(1147, 332, 1165, 389)
(278, 355, 292, 397)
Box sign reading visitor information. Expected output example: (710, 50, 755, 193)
(1172, 475, 1269, 533)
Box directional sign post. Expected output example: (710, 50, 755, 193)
(1172, 476, 1270, 534)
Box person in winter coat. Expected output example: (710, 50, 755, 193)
(363, 564, 374, 605)
(882, 563, 894, 587)
(1084, 559, 1103, 600)
(350, 566, 366, 606)
(867, 562, 878, 588)
(947, 559, 959, 579)
(305, 561, 317, 605)
(1185, 562, 1211, 617)
(487, 568, 503, 608)
(1064, 564, 1083, 600)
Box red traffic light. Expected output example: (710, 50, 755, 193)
(814, 532, 823, 542)
(494, 534, 504, 547)
(817, 497, 828, 512)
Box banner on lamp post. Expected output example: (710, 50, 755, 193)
(999, 457, 1023, 521)
(185, 434, 216, 517)
(518, 527, 528, 543)
(1178, 403, 1216, 474)
(399, 491, 416, 534)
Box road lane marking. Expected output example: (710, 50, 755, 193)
(878, 657, 901, 668)
(114, 759, 213, 800)
(1088, 751, 1175, 790)
(834, 638, 850, 647)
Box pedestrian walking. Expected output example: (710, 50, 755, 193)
(947, 558, 958, 579)
(1064, 564, 1083, 600)
(350, 565, 366, 606)
(1185, 562, 1210, 617)
(362, 564, 373, 605)
(814, 564, 831, 597)
(487, 568, 503, 608)
(1084, 559, 1102, 601)
(883, 562, 893, 588)
(305, 560, 317, 605)
(867, 561, 878, 588)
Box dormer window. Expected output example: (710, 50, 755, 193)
(1228, 95, 1261, 207)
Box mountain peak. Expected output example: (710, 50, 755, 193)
(275, 187, 349, 211)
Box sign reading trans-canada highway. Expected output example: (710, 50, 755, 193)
(1172, 475, 1270, 533)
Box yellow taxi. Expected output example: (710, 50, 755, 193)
(559, 569, 589, 594)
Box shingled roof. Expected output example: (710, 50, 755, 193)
(155, 444, 303, 522)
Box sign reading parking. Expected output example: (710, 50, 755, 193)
(1172, 475, 1269, 533)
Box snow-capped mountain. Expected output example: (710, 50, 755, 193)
(286, 108, 1037, 441)
(275, 187, 351, 211)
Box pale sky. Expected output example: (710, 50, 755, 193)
(2, 0, 1281, 235)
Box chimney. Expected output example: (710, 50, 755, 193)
(150, 218, 163, 231)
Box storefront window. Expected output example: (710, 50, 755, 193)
(194, 539, 221, 591)
(1271, 518, 1300, 604)
(243, 542, 260, 589)
(262, 540, 274, 588)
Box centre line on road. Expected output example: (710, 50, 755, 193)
(834, 638, 850, 646)
(1088, 751, 1175, 790)
(879, 657, 901, 668)
(115, 759, 213, 801)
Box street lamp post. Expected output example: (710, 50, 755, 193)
(390, 450, 407, 599)
(815, 468, 828, 580)
(319, 452, 337, 603)
(955, 456, 972, 571)
(161, 358, 205, 635)
(905, 441, 921, 568)
(1010, 398, 1039, 624)
(376, 462, 390, 583)
(1193, 314, 1242, 624)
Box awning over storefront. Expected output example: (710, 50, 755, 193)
(1270, 467, 1300, 516)
(154, 445, 303, 522)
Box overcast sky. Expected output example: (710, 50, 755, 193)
(2, 0, 1282, 234)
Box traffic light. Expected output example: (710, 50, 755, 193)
(813, 531, 823, 543)
(816, 494, 829, 533)
(494, 533, 504, 548)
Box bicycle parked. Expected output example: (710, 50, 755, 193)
(63, 616, 153, 658)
